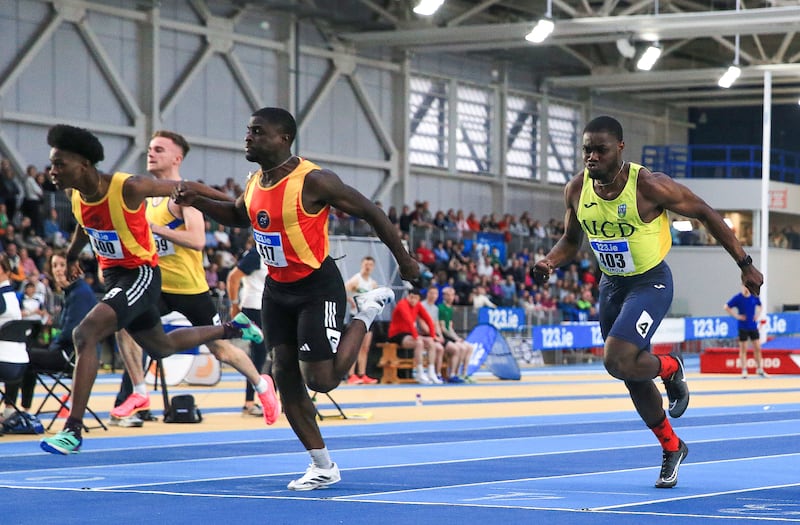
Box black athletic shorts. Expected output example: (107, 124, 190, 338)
(159, 291, 221, 326)
(262, 257, 346, 362)
(101, 265, 162, 332)
(389, 332, 413, 345)
(738, 328, 760, 342)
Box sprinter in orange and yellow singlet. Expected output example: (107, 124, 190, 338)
(174, 107, 419, 491)
(40, 125, 263, 456)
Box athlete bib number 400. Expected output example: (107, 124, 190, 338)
(253, 230, 288, 267)
(590, 239, 635, 274)
(85, 228, 125, 259)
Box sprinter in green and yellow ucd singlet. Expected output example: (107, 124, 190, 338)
(531, 115, 763, 489)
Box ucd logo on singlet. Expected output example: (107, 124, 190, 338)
(581, 220, 636, 238)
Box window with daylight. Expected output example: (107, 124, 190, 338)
(546, 103, 580, 183)
(455, 84, 492, 175)
(409, 76, 449, 168)
(506, 94, 540, 180)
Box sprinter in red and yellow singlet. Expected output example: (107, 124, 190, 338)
(174, 107, 420, 490)
(40, 124, 263, 456)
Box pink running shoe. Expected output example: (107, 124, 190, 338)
(110, 392, 150, 419)
(257, 374, 281, 425)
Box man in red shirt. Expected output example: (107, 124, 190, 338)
(387, 288, 439, 384)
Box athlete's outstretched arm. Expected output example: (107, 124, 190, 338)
(305, 169, 420, 283)
(172, 180, 251, 228)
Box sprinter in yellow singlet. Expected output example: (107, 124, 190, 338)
(533, 116, 763, 489)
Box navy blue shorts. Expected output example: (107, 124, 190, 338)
(598, 261, 673, 350)
(262, 257, 346, 362)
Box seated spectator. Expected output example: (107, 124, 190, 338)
(20, 282, 46, 323)
(213, 223, 231, 250)
(498, 274, 518, 306)
(3, 242, 26, 287)
(470, 285, 497, 310)
(0, 203, 8, 236)
(204, 220, 219, 249)
(43, 208, 68, 248)
(387, 288, 440, 385)
(2, 252, 97, 417)
(0, 253, 28, 421)
(415, 240, 436, 268)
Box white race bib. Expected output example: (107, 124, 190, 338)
(590, 239, 635, 274)
(153, 234, 176, 257)
(253, 230, 288, 267)
(85, 228, 124, 259)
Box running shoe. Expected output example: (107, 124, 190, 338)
(360, 375, 378, 385)
(242, 404, 263, 416)
(257, 374, 281, 425)
(232, 312, 264, 343)
(354, 287, 395, 314)
(346, 374, 363, 385)
(757, 369, 770, 378)
(415, 369, 433, 385)
(110, 392, 150, 419)
(655, 439, 689, 488)
(109, 414, 144, 428)
(40, 428, 82, 455)
(448, 376, 465, 384)
(741, 369, 748, 379)
(663, 352, 689, 418)
(287, 463, 341, 491)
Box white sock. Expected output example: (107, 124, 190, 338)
(353, 309, 378, 330)
(254, 377, 269, 394)
(309, 447, 333, 469)
(427, 365, 438, 378)
(416, 365, 427, 378)
(133, 383, 148, 396)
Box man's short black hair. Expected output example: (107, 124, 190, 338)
(251, 107, 297, 144)
(583, 116, 623, 141)
(47, 124, 105, 165)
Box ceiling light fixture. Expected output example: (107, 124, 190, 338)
(636, 0, 661, 71)
(719, 0, 741, 88)
(636, 43, 662, 71)
(413, 0, 444, 16)
(526, 0, 554, 44)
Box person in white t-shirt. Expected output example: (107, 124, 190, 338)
(344, 256, 379, 384)
(227, 244, 271, 415)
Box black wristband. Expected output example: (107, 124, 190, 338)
(737, 254, 752, 269)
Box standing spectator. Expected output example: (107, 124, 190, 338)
(21, 165, 44, 235)
(0, 158, 22, 224)
(344, 256, 380, 385)
(227, 244, 271, 416)
(724, 284, 768, 379)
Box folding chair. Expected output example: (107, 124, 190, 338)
(310, 391, 348, 420)
(0, 320, 41, 420)
(31, 349, 108, 432)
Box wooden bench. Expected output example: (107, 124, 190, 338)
(376, 341, 450, 384)
(376, 342, 416, 384)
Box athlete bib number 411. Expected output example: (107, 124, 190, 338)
(253, 230, 288, 267)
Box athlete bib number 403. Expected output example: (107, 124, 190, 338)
(253, 230, 288, 267)
(590, 239, 635, 274)
(85, 228, 124, 259)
